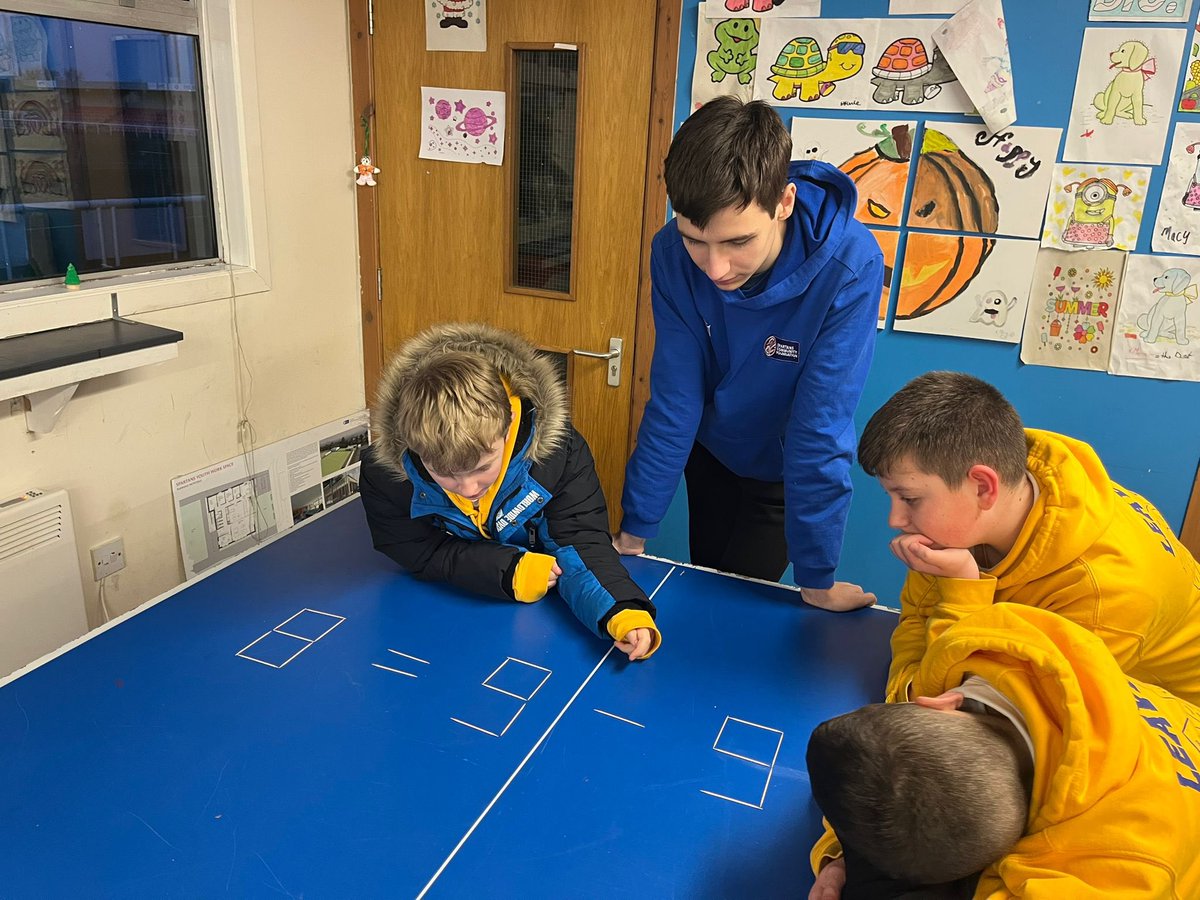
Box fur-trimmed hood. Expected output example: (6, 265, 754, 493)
(372, 322, 570, 477)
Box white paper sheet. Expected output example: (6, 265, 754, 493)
(790, 116, 917, 227)
(932, 0, 1016, 133)
(889, 0, 965, 11)
(894, 233, 1038, 342)
(1152, 122, 1200, 255)
(1063, 27, 1186, 165)
(906, 122, 1060, 238)
(419, 86, 506, 166)
(691, 3, 760, 111)
(1089, 0, 1196, 22)
(752, 18, 975, 114)
(1040, 163, 1150, 252)
(425, 0, 487, 52)
(1019, 247, 1127, 371)
(1109, 253, 1200, 379)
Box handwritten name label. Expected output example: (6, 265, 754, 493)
(975, 130, 1041, 178)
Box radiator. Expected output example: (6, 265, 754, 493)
(0, 489, 89, 677)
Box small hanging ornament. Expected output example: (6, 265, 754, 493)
(354, 113, 379, 187)
(355, 155, 380, 186)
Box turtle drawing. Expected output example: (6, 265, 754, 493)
(871, 38, 958, 106)
(768, 32, 866, 103)
(707, 18, 759, 85)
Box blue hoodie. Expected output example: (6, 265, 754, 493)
(621, 160, 881, 589)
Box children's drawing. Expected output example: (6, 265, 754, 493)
(1019, 248, 1126, 372)
(753, 19, 975, 114)
(1109, 254, 1200, 380)
(1041, 163, 1149, 252)
(1090, 0, 1196, 22)
(906, 123, 1061, 239)
(790, 117, 916, 227)
(894, 234, 1038, 343)
(691, 4, 759, 110)
(932, 0, 1016, 134)
(1180, 24, 1200, 111)
(871, 38, 958, 106)
(1064, 27, 1185, 165)
(767, 33, 866, 102)
(419, 86, 505, 166)
(867, 228, 902, 328)
(425, 0, 487, 52)
(704, 0, 820, 16)
(1152, 123, 1200, 255)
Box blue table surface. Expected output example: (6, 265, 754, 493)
(0, 500, 897, 899)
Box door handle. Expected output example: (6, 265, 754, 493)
(571, 337, 623, 387)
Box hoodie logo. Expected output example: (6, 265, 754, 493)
(764, 335, 798, 362)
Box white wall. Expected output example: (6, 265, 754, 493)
(0, 0, 364, 625)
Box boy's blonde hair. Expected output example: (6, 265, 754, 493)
(858, 371, 1027, 486)
(807, 702, 1030, 885)
(389, 351, 512, 476)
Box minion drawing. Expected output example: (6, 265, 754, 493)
(1061, 177, 1131, 249)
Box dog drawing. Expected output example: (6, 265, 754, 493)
(1138, 267, 1194, 345)
(969, 290, 1016, 328)
(1093, 40, 1154, 126)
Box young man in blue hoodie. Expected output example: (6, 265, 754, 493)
(614, 97, 882, 612)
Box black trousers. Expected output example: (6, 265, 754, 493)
(683, 441, 788, 581)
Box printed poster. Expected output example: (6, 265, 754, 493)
(702, 0, 820, 17)
(171, 412, 369, 578)
(419, 86, 505, 166)
(894, 233, 1038, 342)
(1063, 27, 1186, 165)
(1090, 0, 1196, 22)
(1152, 122, 1200, 255)
(1040, 163, 1150, 253)
(425, 0, 487, 52)
(868, 228, 902, 327)
(906, 122, 1060, 239)
(1109, 253, 1200, 380)
(752, 18, 975, 114)
(932, 0, 1016, 134)
(692, 3, 760, 110)
(791, 116, 916, 227)
(1019, 248, 1127, 371)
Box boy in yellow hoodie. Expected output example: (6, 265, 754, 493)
(857, 371, 1200, 706)
(807, 604, 1200, 899)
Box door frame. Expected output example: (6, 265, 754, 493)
(347, 0, 681, 458)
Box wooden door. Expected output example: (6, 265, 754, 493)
(371, 1, 664, 528)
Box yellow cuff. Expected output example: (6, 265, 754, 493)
(605, 608, 662, 659)
(512, 552, 555, 603)
(811, 820, 844, 876)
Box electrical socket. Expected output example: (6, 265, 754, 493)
(91, 537, 125, 581)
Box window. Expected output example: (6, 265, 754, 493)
(0, 5, 216, 289)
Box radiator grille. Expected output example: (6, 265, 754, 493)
(0, 505, 64, 565)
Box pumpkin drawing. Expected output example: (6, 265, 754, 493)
(896, 129, 1001, 319)
(838, 123, 913, 227)
(898, 232, 995, 320)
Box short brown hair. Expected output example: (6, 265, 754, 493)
(807, 702, 1029, 885)
(663, 97, 791, 229)
(388, 351, 511, 475)
(858, 371, 1027, 486)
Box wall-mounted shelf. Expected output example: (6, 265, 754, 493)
(0, 318, 184, 434)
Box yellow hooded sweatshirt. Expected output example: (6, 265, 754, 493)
(886, 429, 1200, 706)
(813, 604, 1200, 897)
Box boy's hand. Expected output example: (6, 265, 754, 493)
(612, 531, 646, 556)
(615, 627, 653, 660)
(808, 858, 845, 900)
(547, 563, 562, 590)
(889, 533, 979, 580)
(800, 582, 876, 612)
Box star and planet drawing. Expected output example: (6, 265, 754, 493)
(424, 92, 503, 163)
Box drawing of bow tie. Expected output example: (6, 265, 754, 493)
(1162, 284, 1198, 301)
(1113, 58, 1157, 80)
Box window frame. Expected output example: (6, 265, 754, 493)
(0, 0, 270, 333)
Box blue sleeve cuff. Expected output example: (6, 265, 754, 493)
(792, 566, 835, 591)
(618, 515, 660, 539)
